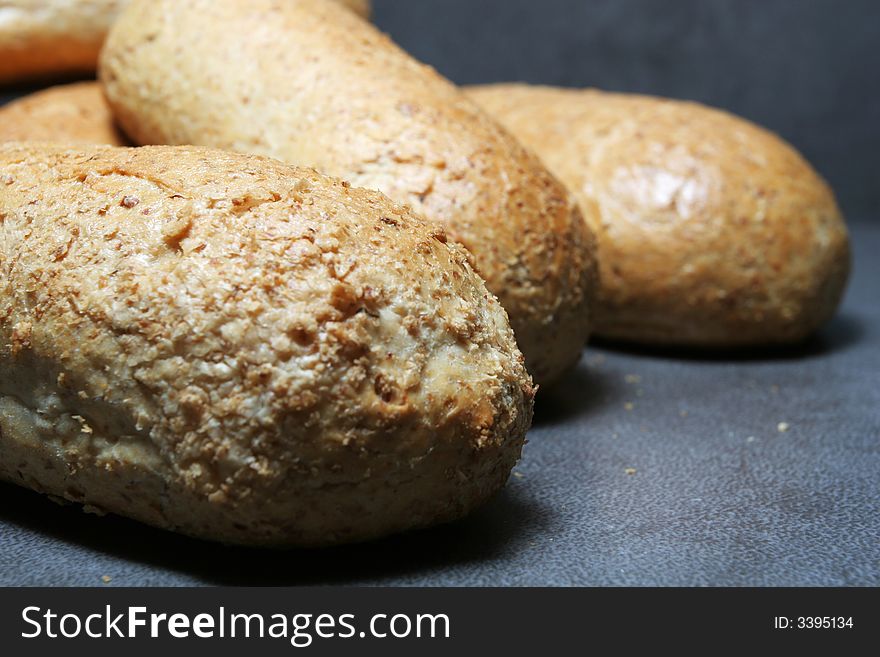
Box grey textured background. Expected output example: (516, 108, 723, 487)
(0, 0, 878, 586)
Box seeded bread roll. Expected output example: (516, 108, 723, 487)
(0, 82, 126, 145)
(0, 142, 534, 547)
(0, 0, 370, 84)
(468, 85, 851, 346)
(100, 0, 597, 385)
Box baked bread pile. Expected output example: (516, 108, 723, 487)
(0, 0, 849, 546)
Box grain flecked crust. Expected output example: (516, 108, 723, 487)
(0, 142, 534, 547)
(99, 0, 597, 385)
(0, 0, 370, 84)
(468, 84, 851, 346)
(0, 82, 128, 145)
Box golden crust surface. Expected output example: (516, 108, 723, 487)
(337, 0, 370, 18)
(0, 142, 534, 546)
(0, 0, 370, 84)
(468, 84, 851, 346)
(0, 82, 127, 145)
(100, 0, 597, 384)
(0, 0, 128, 83)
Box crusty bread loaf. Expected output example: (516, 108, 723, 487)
(0, 0, 370, 84)
(0, 142, 534, 547)
(100, 0, 597, 385)
(468, 84, 851, 346)
(0, 82, 126, 145)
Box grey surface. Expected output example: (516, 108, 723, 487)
(1, 0, 878, 587)
(1, 221, 877, 587)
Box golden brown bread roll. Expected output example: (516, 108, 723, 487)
(468, 85, 851, 346)
(0, 142, 534, 547)
(0, 0, 127, 84)
(0, 0, 371, 84)
(100, 0, 597, 385)
(0, 81, 127, 145)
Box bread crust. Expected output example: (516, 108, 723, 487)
(338, 0, 370, 18)
(100, 0, 597, 384)
(0, 82, 127, 145)
(0, 0, 370, 84)
(0, 0, 127, 83)
(0, 142, 534, 547)
(468, 85, 851, 346)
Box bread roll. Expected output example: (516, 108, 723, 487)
(100, 0, 597, 385)
(468, 85, 851, 346)
(0, 0, 126, 83)
(0, 82, 126, 145)
(0, 0, 370, 84)
(0, 142, 534, 547)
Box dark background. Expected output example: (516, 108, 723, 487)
(373, 0, 879, 220)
